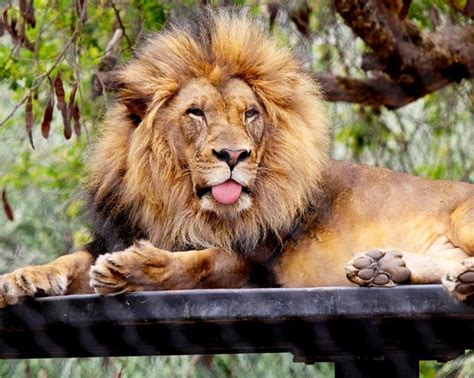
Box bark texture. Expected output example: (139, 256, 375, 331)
(321, 0, 474, 108)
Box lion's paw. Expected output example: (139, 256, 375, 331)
(443, 258, 474, 301)
(345, 249, 411, 287)
(0, 265, 68, 308)
(89, 252, 130, 295)
(89, 241, 172, 295)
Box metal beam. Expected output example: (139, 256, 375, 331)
(0, 285, 472, 375)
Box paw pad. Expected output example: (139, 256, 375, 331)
(346, 249, 411, 287)
(443, 260, 474, 301)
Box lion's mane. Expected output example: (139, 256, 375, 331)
(86, 9, 330, 256)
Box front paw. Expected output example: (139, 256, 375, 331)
(89, 241, 174, 295)
(89, 253, 130, 295)
(0, 265, 68, 308)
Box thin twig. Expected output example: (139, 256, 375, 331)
(33, 0, 53, 71)
(111, 0, 133, 51)
(0, 97, 30, 128)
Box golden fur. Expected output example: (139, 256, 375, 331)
(0, 9, 473, 307)
(87, 10, 329, 253)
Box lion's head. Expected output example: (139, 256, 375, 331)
(86, 9, 330, 255)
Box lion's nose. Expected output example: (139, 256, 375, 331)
(212, 148, 251, 169)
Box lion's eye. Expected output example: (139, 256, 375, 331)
(245, 109, 259, 121)
(186, 107, 205, 120)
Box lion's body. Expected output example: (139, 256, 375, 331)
(276, 160, 474, 288)
(0, 10, 473, 307)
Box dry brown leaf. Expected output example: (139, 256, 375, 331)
(68, 82, 78, 111)
(41, 95, 54, 139)
(72, 103, 81, 136)
(54, 74, 72, 139)
(63, 83, 78, 140)
(25, 0, 36, 28)
(3, 9, 18, 42)
(54, 73, 66, 111)
(17, 16, 34, 51)
(25, 94, 34, 149)
(1, 190, 14, 222)
(63, 108, 72, 140)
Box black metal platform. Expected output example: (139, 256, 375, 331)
(0, 285, 473, 377)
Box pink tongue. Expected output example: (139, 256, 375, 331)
(211, 180, 242, 205)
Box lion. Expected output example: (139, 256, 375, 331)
(0, 10, 473, 309)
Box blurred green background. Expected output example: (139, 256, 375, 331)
(0, 0, 473, 376)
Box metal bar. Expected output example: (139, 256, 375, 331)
(0, 285, 472, 363)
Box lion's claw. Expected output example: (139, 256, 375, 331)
(345, 249, 411, 287)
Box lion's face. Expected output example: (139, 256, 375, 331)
(160, 78, 267, 215)
(88, 11, 330, 252)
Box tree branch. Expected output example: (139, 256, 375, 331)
(87, 1, 474, 110)
(331, 0, 474, 108)
(111, 0, 132, 51)
(315, 73, 451, 109)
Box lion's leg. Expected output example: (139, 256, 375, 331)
(89, 240, 249, 295)
(345, 249, 464, 287)
(450, 198, 474, 255)
(439, 199, 474, 300)
(0, 251, 94, 308)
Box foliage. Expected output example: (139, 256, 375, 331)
(0, 354, 334, 378)
(0, 0, 473, 377)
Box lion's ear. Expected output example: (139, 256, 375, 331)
(119, 93, 151, 127)
(112, 71, 152, 127)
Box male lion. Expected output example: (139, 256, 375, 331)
(1, 10, 473, 308)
